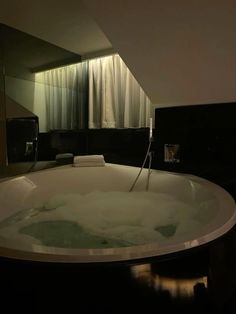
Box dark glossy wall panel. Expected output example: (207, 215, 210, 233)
(38, 128, 150, 167)
(153, 103, 236, 199)
(6, 117, 39, 162)
(87, 128, 149, 166)
(38, 130, 87, 161)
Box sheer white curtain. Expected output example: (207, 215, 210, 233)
(88, 54, 152, 128)
(44, 62, 88, 130)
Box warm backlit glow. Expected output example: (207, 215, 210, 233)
(131, 263, 207, 298)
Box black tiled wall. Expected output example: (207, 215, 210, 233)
(6, 117, 39, 162)
(153, 102, 236, 199)
(36, 103, 236, 199)
(38, 128, 150, 167)
(87, 129, 149, 166)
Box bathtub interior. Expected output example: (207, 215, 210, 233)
(0, 163, 235, 262)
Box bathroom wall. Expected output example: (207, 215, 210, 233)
(5, 76, 36, 116)
(38, 128, 150, 167)
(2, 21, 81, 133)
(0, 30, 7, 166)
(5, 75, 47, 131)
(153, 102, 236, 199)
(0, 23, 81, 169)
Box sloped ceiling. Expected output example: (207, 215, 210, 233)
(0, 0, 113, 58)
(83, 0, 236, 107)
(2, 0, 236, 107)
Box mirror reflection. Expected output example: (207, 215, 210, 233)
(2, 23, 152, 134)
(1, 23, 153, 169)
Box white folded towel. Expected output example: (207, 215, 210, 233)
(72, 155, 105, 167)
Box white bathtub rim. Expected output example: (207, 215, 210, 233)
(0, 217, 235, 264)
(0, 163, 235, 263)
(0, 207, 235, 264)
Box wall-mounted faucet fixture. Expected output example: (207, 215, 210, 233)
(164, 144, 180, 163)
(129, 118, 154, 192)
(25, 141, 34, 156)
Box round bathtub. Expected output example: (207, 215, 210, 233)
(0, 163, 235, 263)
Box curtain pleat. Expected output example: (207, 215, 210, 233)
(43, 54, 151, 131)
(88, 54, 152, 128)
(44, 62, 88, 131)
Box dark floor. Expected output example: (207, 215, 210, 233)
(1, 225, 236, 313)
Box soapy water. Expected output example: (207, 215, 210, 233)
(0, 191, 217, 249)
